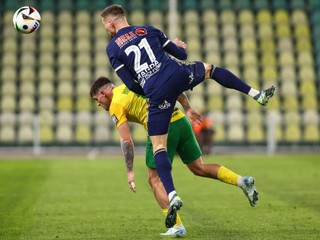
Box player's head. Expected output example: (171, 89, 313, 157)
(100, 4, 127, 37)
(90, 76, 114, 111)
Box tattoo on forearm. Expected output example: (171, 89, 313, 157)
(177, 93, 191, 111)
(120, 140, 134, 172)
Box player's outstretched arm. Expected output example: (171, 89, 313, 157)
(118, 121, 136, 193)
(177, 92, 203, 126)
(163, 40, 188, 60)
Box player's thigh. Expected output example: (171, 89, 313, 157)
(175, 117, 202, 164)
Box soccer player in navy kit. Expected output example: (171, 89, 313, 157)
(100, 4, 275, 228)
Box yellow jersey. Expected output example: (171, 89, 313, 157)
(109, 85, 185, 130)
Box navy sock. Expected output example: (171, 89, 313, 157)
(211, 66, 251, 94)
(154, 149, 175, 194)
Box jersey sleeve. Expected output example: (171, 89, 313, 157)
(107, 45, 124, 72)
(150, 26, 187, 60)
(109, 103, 128, 128)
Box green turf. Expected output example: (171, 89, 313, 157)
(0, 154, 319, 239)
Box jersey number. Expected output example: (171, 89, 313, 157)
(124, 38, 156, 73)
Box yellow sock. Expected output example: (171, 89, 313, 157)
(217, 166, 240, 186)
(162, 209, 182, 226)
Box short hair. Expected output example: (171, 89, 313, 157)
(90, 76, 112, 98)
(100, 4, 126, 18)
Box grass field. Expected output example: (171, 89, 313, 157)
(0, 154, 319, 240)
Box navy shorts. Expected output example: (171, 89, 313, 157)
(147, 61, 205, 136)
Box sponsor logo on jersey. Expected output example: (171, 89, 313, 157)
(137, 60, 162, 85)
(111, 114, 119, 124)
(115, 31, 137, 48)
(135, 28, 147, 36)
(158, 100, 171, 110)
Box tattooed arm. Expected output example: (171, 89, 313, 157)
(177, 92, 203, 126)
(118, 121, 136, 192)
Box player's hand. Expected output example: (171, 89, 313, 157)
(127, 171, 136, 193)
(186, 108, 203, 126)
(173, 38, 187, 49)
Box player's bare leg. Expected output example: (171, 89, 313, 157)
(187, 157, 259, 206)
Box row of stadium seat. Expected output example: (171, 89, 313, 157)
(0, 0, 319, 145)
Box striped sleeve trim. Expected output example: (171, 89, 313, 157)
(115, 64, 124, 72)
(162, 40, 170, 48)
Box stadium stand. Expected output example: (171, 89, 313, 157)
(0, 0, 319, 148)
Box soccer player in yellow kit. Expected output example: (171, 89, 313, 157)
(90, 76, 258, 236)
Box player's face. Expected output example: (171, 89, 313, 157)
(101, 16, 116, 38)
(93, 91, 111, 111)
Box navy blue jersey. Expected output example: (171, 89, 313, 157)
(107, 25, 186, 96)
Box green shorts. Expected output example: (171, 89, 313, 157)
(146, 116, 202, 169)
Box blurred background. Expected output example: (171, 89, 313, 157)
(0, 0, 319, 155)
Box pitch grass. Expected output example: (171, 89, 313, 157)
(0, 154, 319, 240)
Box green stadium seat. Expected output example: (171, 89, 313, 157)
(220, 10, 236, 24)
(302, 110, 319, 125)
(238, 10, 254, 24)
(291, 10, 308, 24)
(57, 81, 73, 96)
(76, 0, 91, 10)
(254, 0, 269, 10)
(93, 125, 111, 142)
(224, 51, 239, 66)
(294, 24, 310, 38)
(260, 38, 275, 52)
(224, 39, 239, 53)
(290, 0, 306, 9)
(56, 96, 73, 112)
(57, 52, 73, 67)
(240, 24, 255, 38)
(200, 0, 215, 11)
(39, 110, 55, 126)
(309, 0, 320, 9)
(184, 10, 199, 24)
(300, 81, 317, 96)
(226, 94, 242, 111)
(2, 38, 18, 52)
(303, 125, 320, 142)
(279, 52, 295, 66)
(185, 24, 200, 38)
(40, 125, 54, 143)
(283, 97, 299, 111)
(276, 24, 291, 38)
(235, 0, 251, 10)
(148, 0, 167, 11)
(261, 52, 277, 67)
(128, 0, 145, 10)
(1, 81, 16, 97)
(217, 0, 233, 10)
(132, 125, 147, 142)
(202, 10, 218, 25)
(75, 96, 92, 112)
(38, 66, 54, 82)
(56, 124, 73, 143)
(271, 0, 288, 10)
(297, 51, 314, 67)
(262, 67, 277, 82)
(298, 65, 316, 82)
(75, 124, 92, 143)
(284, 123, 301, 142)
(213, 123, 226, 142)
(241, 38, 257, 52)
(274, 10, 289, 24)
(205, 51, 221, 65)
(39, 52, 54, 67)
(38, 96, 55, 111)
(208, 95, 223, 111)
(258, 24, 273, 38)
(130, 10, 146, 25)
(57, 38, 73, 52)
(284, 111, 301, 125)
(301, 95, 318, 110)
(17, 124, 33, 143)
(296, 38, 312, 52)
(227, 123, 245, 142)
(243, 66, 259, 82)
(257, 10, 272, 24)
(0, 125, 16, 143)
(110, 0, 127, 9)
(247, 124, 264, 142)
(148, 10, 164, 27)
(76, 11, 91, 25)
(181, 0, 198, 11)
(242, 52, 258, 67)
